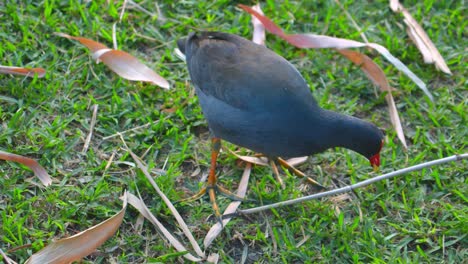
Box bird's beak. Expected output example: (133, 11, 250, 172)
(372, 163, 379, 172)
(369, 152, 381, 172)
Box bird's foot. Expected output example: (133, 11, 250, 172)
(178, 183, 245, 226)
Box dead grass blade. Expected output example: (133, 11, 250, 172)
(0, 248, 17, 264)
(0, 65, 46, 78)
(82, 104, 98, 153)
(128, 150, 205, 259)
(204, 163, 252, 248)
(25, 192, 128, 264)
(390, 0, 451, 74)
(0, 151, 52, 186)
(238, 4, 432, 101)
(334, 0, 369, 43)
(251, 4, 266, 46)
(337, 49, 407, 148)
(124, 192, 203, 262)
(55, 32, 169, 89)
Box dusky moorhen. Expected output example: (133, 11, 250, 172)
(177, 31, 384, 217)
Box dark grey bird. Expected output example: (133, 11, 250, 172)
(177, 31, 384, 217)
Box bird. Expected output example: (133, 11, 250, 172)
(177, 31, 384, 219)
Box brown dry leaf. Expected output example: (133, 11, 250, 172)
(129, 150, 205, 259)
(390, 0, 451, 74)
(25, 192, 128, 264)
(337, 49, 407, 148)
(228, 149, 308, 171)
(207, 253, 220, 264)
(285, 156, 308, 167)
(204, 163, 252, 248)
(0, 65, 46, 78)
(56, 33, 169, 89)
(251, 4, 266, 46)
(238, 4, 432, 101)
(124, 192, 203, 262)
(0, 151, 52, 186)
(228, 149, 269, 166)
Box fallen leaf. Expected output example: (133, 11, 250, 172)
(0, 248, 17, 264)
(389, 0, 399, 11)
(337, 49, 407, 148)
(251, 4, 266, 46)
(56, 32, 169, 88)
(0, 151, 52, 186)
(284, 156, 308, 167)
(0, 65, 45, 78)
(174, 47, 186, 62)
(129, 150, 205, 259)
(238, 4, 432, 101)
(125, 192, 203, 262)
(228, 149, 269, 166)
(25, 192, 128, 264)
(207, 253, 220, 264)
(390, 0, 451, 74)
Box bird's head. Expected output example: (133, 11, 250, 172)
(368, 139, 384, 171)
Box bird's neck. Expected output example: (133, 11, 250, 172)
(306, 109, 375, 157)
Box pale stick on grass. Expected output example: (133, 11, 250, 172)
(238, 154, 467, 215)
(82, 104, 98, 153)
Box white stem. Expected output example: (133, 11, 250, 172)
(238, 153, 468, 215)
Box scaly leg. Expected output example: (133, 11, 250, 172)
(180, 138, 244, 223)
(207, 137, 222, 218)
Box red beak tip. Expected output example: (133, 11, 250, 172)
(369, 153, 381, 169)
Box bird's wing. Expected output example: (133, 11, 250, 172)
(185, 32, 318, 111)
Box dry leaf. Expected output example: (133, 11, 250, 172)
(389, 0, 399, 11)
(174, 47, 186, 61)
(0, 248, 17, 264)
(129, 150, 205, 259)
(390, 0, 451, 74)
(251, 4, 266, 46)
(228, 149, 269, 166)
(284, 156, 308, 167)
(0, 65, 46, 78)
(238, 4, 432, 101)
(0, 151, 52, 186)
(204, 163, 252, 248)
(337, 49, 407, 148)
(25, 192, 128, 264)
(56, 33, 170, 88)
(207, 253, 220, 264)
(125, 192, 203, 262)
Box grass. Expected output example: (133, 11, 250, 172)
(0, 0, 466, 263)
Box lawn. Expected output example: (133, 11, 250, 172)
(0, 0, 466, 263)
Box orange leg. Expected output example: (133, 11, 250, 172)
(207, 138, 222, 218)
(179, 138, 243, 224)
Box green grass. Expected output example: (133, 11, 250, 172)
(1, 0, 466, 263)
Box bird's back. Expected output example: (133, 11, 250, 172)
(183, 32, 318, 112)
(178, 32, 329, 156)
(178, 32, 384, 160)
